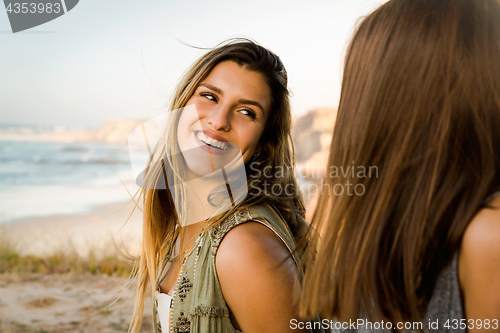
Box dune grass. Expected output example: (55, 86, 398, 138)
(0, 233, 134, 276)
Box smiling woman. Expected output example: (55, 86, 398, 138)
(177, 61, 270, 179)
(128, 39, 319, 333)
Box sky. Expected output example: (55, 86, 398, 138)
(0, 0, 388, 128)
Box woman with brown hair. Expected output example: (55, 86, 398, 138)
(300, 0, 500, 331)
(128, 39, 315, 333)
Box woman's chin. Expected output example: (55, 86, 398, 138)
(185, 163, 219, 179)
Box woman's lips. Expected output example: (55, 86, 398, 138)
(199, 129, 228, 142)
(193, 131, 234, 155)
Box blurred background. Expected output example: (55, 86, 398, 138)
(0, 0, 387, 332)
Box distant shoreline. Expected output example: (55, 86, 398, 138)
(0, 132, 98, 143)
(0, 118, 146, 144)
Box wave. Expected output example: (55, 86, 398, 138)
(63, 158, 128, 165)
(61, 146, 89, 152)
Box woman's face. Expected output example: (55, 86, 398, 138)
(177, 60, 271, 177)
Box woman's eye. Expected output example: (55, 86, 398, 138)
(200, 92, 217, 102)
(240, 109, 256, 119)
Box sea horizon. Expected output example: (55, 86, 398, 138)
(0, 138, 141, 224)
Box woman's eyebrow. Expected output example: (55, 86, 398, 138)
(237, 99, 264, 113)
(199, 83, 222, 95)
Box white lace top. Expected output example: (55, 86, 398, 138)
(155, 291, 173, 333)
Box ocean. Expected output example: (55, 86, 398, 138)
(0, 139, 141, 224)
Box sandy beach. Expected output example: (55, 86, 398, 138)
(0, 200, 149, 333)
(0, 273, 152, 333)
(1, 200, 143, 257)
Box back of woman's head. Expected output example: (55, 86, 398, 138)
(301, 0, 500, 323)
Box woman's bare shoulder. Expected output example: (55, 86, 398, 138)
(216, 220, 291, 265)
(215, 221, 305, 332)
(461, 196, 500, 259)
(459, 196, 500, 323)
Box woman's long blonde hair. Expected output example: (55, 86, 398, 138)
(300, 0, 500, 325)
(128, 39, 306, 332)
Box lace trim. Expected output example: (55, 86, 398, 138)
(189, 305, 229, 318)
(210, 210, 255, 255)
(154, 300, 163, 333)
(172, 310, 191, 333)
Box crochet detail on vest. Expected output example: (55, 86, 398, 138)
(178, 276, 193, 303)
(173, 311, 191, 333)
(154, 300, 163, 333)
(211, 213, 233, 255)
(210, 210, 257, 255)
(189, 305, 229, 318)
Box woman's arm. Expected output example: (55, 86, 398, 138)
(459, 196, 500, 332)
(216, 221, 311, 333)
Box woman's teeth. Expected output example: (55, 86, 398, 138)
(195, 132, 230, 150)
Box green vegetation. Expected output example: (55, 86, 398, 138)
(0, 235, 133, 276)
(110, 318, 128, 331)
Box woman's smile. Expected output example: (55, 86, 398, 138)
(194, 130, 232, 152)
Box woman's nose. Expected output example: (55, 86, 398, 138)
(207, 105, 231, 131)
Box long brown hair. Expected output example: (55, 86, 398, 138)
(129, 39, 306, 332)
(300, 0, 500, 324)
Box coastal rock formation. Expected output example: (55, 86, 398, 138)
(293, 107, 337, 170)
(0, 119, 146, 144)
(94, 119, 146, 144)
(292, 108, 337, 211)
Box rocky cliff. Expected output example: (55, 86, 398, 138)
(293, 107, 337, 172)
(0, 119, 146, 144)
(93, 119, 146, 144)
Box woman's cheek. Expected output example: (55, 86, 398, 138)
(192, 103, 210, 120)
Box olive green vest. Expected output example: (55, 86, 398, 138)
(153, 204, 301, 333)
